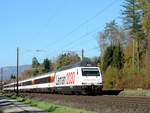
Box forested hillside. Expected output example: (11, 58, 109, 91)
(0, 65, 31, 80)
(98, 0, 150, 89)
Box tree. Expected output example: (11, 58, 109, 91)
(112, 43, 124, 70)
(32, 68, 39, 76)
(102, 44, 124, 71)
(104, 20, 126, 45)
(82, 57, 93, 66)
(98, 32, 108, 57)
(99, 20, 126, 71)
(91, 56, 100, 66)
(32, 57, 40, 76)
(122, 0, 143, 33)
(10, 74, 16, 80)
(122, 0, 145, 72)
(103, 44, 114, 71)
(43, 58, 52, 73)
(21, 69, 32, 80)
(138, 0, 150, 38)
(56, 52, 81, 69)
(32, 57, 39, 68)
(138, 0, 150, 72)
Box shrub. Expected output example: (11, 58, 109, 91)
(17, 97, 26, 102)
(11, 95, 17, 99)
(24, 98, 32, 104)
(31, 101, 37, 107)
(103, 67, 121, 89)
(47, 105, 57, 112)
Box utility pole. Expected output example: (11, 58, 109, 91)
(132, 39, 135, 71)
(1, 68, 3, 90)
(81, 48, 84, 61)
(16, 48, 19, 96)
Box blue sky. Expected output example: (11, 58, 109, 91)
(0, 0, 124, 67)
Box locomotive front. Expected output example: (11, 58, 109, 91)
(80, 67, 103, 94)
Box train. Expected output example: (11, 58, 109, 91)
(3, 62, 103, 95)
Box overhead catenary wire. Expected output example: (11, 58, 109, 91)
(63, 26, 102, 49)
(49, 23, 105, 55)
(33, 1, 65, 40)
(46, 0, 120, 48)
(33, 0, 121, 59)
(51, 16, 120, 56)
(56, 46, 99, 60)
(66, 17, 122, 49)
(60, 0, 118, 39)
(49, 27, 100, 56)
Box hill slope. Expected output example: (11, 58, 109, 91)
(0, 65, 31, 80)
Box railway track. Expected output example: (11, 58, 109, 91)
(22, 93, 150, 113)
(96, 96, 150, 105)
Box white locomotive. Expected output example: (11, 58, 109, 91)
(3, 62, 103, 94)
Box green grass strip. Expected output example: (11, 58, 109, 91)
(1, 92, 97, 113)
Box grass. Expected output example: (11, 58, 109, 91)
(16, 97, 26, 102)
(11, 95, 17, 99)
(24, 98, 32, 104)
(25, 100, 95, 113)
(1, 92, 96, 113)
(119, 89, 150, 97)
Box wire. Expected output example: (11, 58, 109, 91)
(48, 16, 120, 57)
(61, 0, 118, 39)
(33, 1, 65, 40)
(39, 0, 121, 58)
(63, 26, 102, 49)
(46, 0, 119, 48)
(63, 16, 120, 50)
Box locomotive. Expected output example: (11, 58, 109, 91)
(3, 62, 103, 94)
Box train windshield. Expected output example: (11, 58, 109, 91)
(82, 68, 100, 76)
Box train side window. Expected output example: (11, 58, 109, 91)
(22, 81, 32, 86)
(35, 77, 49, 84)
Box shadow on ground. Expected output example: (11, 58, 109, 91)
(102, 89, 123, 95)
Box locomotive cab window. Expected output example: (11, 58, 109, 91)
(82, 68, 100, 76)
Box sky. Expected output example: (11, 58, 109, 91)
(0, 0, 124, 67)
